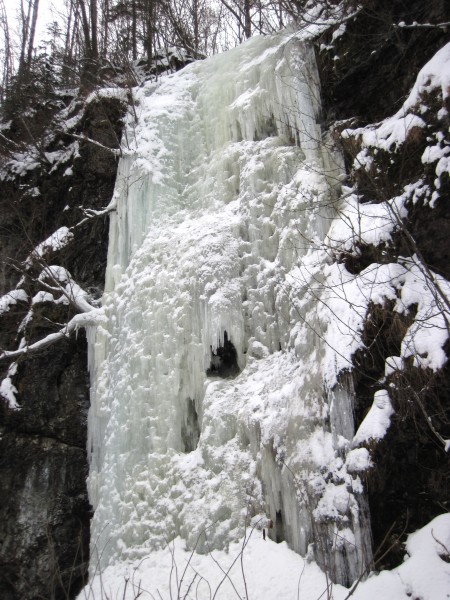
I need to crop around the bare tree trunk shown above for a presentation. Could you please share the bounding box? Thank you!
[277,0,284,28]
[132,0,137,60]
[62,1,79,83]
[0,0,12,100]
[217,0,247,42]
[101,0,110,57]
[26,0,40,68]
[77,0,99,90]
[90,0,98,59]
[18,0,32,79]
[244,0,251,38]
[76,0,98,61]
[144,0,156,66]
[64,1,73,59]
[77,0,92,56]
[193,0,199,53]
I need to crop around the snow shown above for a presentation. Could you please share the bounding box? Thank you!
[0,289,28,315]
[345,448,372,473]
[80,536,335,600]
[31,290,69,305]
[2,151,40,178]
[324,189,408,253]
[407,41,450,103]
[353,390,394,446]
[398,514,450,600]
[422,143,450,164]
[396,259,450,371]
[45,143,80,174]
[0,361,20,409]
[85,87,128,105]
[38,265,94,313]
[25,226,73,265]
[78,514,450,600]
[344,113,426,154]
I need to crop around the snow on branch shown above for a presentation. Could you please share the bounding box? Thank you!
[71,133,122,157]
[0,361,20,409]
[37,265,97,313]
[0,262,105,402]
[0,289,28,315]
[395,21,450,30]
[22,198,117,270]
[0,263,104,408]
[0,309,103,363]
[79,196,117,220]
[25,227,74,267]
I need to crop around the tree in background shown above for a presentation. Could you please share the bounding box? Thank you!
[0,0,296,103]
[0,0,12,103]
[18,0,40,82]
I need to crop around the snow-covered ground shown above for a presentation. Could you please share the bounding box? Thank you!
[80,514,450,600]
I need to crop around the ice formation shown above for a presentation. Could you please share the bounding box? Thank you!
[87,31,373,585]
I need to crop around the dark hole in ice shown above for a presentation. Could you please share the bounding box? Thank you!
[275,509,284,543]
[181,398,200,453]
[206,331,240,378]
[235,120,243,142]
[254,114,278,141]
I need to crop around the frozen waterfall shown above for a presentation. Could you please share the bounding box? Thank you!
[87,31,373,586]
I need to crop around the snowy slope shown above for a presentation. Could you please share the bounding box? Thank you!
[80,514,450,600]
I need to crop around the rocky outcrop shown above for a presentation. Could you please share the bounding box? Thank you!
[318,0,450,124]
[317,0,450,569]
[0,337,90,599]
[0,93,126,599]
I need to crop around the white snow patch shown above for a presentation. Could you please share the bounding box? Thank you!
[0,361,20,409]
[26,227,73,265]
[353,390,394,446]
[345,448,372,473]
[325,191,407,253]
[0,289,28,314]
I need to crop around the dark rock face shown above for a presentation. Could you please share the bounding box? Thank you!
[352,304,449,568]
[405,178,450,281]
[320,0,450,570]
[0,338,91,599]
[367,369,450,568]
[0,94,126,599]
[318,0,450,124]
